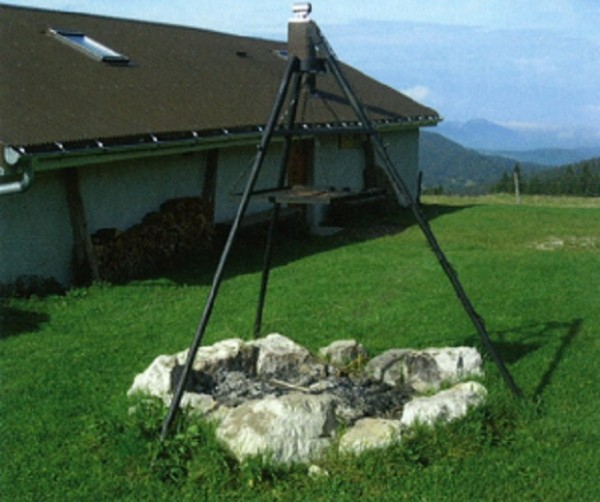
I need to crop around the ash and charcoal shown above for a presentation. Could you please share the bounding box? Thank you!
[171,363,411,424]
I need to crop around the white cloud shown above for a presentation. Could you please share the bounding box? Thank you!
[401,85,431,102]
[497,121,562,132]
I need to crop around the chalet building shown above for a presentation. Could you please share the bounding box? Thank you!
[0,4,440,287]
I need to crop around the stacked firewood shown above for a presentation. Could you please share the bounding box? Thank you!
[92,197,213,283]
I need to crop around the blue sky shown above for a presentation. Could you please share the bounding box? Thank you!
[7,1,600,144]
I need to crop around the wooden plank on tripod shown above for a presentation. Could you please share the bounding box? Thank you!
[252,185,384,205]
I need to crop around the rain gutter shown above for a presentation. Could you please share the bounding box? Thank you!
[0,116,439,191]
[10,129,268,174]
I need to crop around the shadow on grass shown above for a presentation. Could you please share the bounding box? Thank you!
[464,318,582,397]
[159,201,474,288]
[0,303,50,339]
[532,318,582,398]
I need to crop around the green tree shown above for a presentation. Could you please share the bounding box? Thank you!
[493,171,512,193]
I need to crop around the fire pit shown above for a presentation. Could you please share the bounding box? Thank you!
[129,334,486,464]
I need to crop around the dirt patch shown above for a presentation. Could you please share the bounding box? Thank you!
[532,236,600,251]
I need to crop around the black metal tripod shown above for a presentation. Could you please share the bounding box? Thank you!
[160,17,521,441]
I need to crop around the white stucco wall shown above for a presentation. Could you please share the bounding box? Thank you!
[313,136,364,191]
[0,152,208,286]
[0,128,420,287]
[306,135,364,226]
[379,129,420,204]
[0,170,74,285]
[213,143,283,223]
[80,153,206,232]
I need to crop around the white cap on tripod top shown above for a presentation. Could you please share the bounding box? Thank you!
[292,3,312,21]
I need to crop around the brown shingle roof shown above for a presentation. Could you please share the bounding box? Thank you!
[0,5,439,152]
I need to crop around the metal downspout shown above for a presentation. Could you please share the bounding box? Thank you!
[0,164,34,196]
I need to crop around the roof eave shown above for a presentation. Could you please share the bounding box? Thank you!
[5,129,266,173]
[4,116,440,173]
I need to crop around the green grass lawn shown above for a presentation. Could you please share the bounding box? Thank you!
[2,194,599,500]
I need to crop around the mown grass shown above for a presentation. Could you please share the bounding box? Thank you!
[1,195,599,500]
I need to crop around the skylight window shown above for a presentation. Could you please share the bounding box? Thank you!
[49,28,130,64]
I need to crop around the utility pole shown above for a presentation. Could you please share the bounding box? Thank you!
[513,163,521,204]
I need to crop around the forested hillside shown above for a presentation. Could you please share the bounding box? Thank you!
[493,158,600,196]
[418,132,545,194]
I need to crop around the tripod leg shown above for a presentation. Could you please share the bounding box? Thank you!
[254,202,281,339]
[160,57,301,440]
[254,72,304,339]
[322,50,522,398]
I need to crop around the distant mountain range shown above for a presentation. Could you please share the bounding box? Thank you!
[419,121,600,194]
[481,147,600,167]
[419,132,566,194]
[436,118,600,154]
